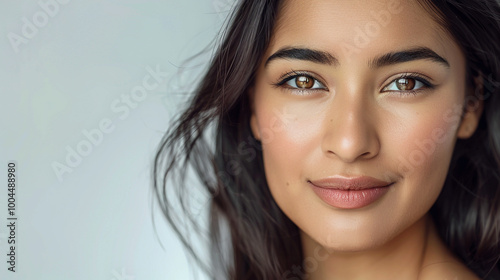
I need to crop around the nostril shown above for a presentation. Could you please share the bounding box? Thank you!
[360,152,371,157]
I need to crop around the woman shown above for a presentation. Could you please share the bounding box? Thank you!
[154,0,500,279]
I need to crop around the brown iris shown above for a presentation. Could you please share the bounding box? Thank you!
[295,75,314,88]
[395,78,416,90]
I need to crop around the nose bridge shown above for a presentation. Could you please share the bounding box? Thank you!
[323,88,379,162]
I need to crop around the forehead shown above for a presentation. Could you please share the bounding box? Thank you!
[268,0,461,66]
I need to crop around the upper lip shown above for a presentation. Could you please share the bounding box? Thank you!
[308,176,392,190]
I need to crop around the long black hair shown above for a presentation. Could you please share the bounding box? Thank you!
[154,0,500,279]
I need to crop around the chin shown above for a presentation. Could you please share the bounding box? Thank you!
[324,233,390,253]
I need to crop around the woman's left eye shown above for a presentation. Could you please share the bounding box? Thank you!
[382,77,429,92]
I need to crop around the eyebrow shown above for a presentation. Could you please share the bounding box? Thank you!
[369,47,449,68]
[265,47,339,66]
[265,46,450,68]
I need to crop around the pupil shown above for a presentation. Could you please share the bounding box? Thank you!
[396,78,415,90]
[296,76,313,88]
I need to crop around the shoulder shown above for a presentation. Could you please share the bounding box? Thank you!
[418,261,480,280]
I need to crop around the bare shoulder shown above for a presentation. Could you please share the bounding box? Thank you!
[418,261,480,280]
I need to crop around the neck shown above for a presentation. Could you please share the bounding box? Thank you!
[300,215,452,280]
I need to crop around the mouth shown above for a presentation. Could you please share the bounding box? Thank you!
[308,176,394,209]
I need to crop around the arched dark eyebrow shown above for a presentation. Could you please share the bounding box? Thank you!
[369,47,449,68]
[265,46,449,68]
[265,47,339,66]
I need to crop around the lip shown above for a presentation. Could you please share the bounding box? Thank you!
[308,176,393,209]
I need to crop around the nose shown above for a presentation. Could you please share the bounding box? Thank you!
[322,92,380,163]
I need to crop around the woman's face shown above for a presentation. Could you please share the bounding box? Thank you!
[250,0,481,251]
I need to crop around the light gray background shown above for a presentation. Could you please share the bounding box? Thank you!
[0,0,234,279]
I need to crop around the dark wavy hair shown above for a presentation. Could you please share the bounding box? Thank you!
[153,0,500,279]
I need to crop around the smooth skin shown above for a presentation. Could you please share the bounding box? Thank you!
[249,0,483,279]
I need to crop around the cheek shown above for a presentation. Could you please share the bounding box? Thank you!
[253,97,326,199]
[385,98,463,216]
[391,103,462,179]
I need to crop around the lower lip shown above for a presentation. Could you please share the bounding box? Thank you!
[309,183,392,209]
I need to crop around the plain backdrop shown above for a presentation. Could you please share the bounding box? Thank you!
[0,0,234,279]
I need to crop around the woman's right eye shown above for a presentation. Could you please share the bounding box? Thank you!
[276,73,328,92]
[285,75,326,90]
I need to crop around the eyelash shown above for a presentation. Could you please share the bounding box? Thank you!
[382,73,435,97]
[273,71,435,97]
[273,71,328,95]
